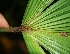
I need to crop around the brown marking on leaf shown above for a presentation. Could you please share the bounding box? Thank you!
[60,32,67,37]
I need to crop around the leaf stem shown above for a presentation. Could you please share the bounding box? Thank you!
[0,25,31,32]
[0,27,22,32]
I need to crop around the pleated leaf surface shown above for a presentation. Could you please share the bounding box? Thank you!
[22,0,70,54]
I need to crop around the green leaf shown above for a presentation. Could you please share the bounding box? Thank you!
[22,31,45,54]
[22,0,70,54]
[27,31,70,54]
[22,0,54,25]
